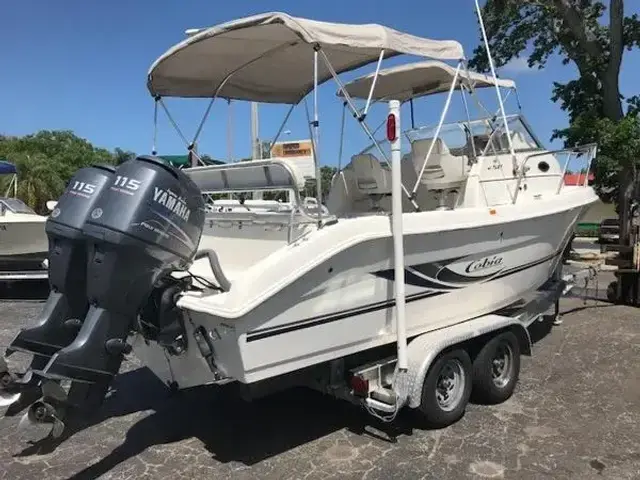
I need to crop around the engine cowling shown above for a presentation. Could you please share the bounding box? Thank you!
[41,156,205,389]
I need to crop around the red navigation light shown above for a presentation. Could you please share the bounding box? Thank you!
[386,113,397,142]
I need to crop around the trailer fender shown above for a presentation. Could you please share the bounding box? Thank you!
[403,315,532,409]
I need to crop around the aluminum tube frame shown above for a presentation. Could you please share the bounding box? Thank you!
[389,99,407,371]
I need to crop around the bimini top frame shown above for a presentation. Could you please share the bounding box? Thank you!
[147,11,465,215]
[339,60,515,103]
[336,58,522,201]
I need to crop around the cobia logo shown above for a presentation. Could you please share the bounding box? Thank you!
[465,255,504,274]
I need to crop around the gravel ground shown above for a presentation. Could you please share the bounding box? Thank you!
[0,270,638,480]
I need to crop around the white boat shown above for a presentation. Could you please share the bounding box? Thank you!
[0,161,49,274]
[135,12,597,385]
[2,10,599,438]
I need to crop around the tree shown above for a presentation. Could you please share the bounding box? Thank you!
[303,166,337,199]
[469,0,640,207]
[8,152,66,213]
[114,147,136,165]
[0,130,133,213]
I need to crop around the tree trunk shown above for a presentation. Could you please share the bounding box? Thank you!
[603,0,631,249]
[601,76,624,122]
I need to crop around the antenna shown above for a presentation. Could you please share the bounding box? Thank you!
[473,0,518,175]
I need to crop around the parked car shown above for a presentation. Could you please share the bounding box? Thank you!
[598,217,619,252]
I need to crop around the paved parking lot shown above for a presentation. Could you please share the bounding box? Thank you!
[0,272,638,480]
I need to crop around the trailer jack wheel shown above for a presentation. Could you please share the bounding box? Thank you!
[471,331,521,404]
[417,349,472,428]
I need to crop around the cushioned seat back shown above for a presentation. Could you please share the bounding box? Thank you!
[410,138,468,192]
[350,154,391,195]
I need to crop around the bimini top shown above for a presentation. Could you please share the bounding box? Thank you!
[0,160,17,175]
[339,60,516,102]
[147,12,464,104]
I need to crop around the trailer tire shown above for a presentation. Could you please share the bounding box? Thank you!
[417,349,472,428]
[471,331,520,404]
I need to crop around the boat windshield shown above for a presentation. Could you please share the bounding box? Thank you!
[0,198,37,215]
[356,114,544,162]
[405,115,543,157]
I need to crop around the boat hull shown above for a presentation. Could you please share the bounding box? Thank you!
[0,219,48,271]
[134,201,588,388]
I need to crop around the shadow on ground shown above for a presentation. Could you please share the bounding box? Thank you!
[11,366,415,480]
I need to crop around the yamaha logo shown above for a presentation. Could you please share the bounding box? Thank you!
[465,255,504,274]
[153,187,190,222]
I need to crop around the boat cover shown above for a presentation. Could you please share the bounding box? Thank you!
[0,160,17,175]
[339,60,516,102]
[147,12,464,103]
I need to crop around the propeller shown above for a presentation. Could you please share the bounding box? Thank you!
[0,357,22,407]
[17,380,68,442]
[0,357,41,408]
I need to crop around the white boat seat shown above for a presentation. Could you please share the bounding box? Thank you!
[424,173,467,192]
[410,137,468,209]
[411,138,451,185]
[349,153,391,211]
[350,154,391,195]
[422,165,446,181]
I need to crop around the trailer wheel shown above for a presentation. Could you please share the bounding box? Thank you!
[418,349,472,428]
[471,331,520,404]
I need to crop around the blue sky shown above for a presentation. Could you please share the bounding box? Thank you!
[1,0,639,165]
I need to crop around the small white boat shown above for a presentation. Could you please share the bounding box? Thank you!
[0,161,49,275]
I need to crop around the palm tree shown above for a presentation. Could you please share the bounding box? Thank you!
[13,153,65,214]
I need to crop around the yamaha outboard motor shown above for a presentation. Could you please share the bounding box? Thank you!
[1,165,115,408]
[27,156,205,429]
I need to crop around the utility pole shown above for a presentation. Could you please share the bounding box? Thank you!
[251,101,263,200]
[251,102,260,160]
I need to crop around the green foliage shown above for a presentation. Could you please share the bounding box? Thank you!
[469,0,640,206]
[563,114,640,203]
[0,130,132,214]
[303,166,337,199]
[114,147,136,165]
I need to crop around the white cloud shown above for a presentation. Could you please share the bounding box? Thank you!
[499,57,539,75]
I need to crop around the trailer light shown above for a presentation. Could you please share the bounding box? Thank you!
[386,114,397,142]
[350,375,369,397]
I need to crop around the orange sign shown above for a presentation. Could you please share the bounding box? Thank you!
[271,140,313,159]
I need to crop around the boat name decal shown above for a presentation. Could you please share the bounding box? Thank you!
[153,187,190,222]
[465,255,504,274]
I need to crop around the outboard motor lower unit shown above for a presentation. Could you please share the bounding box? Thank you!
[1,165,115,410]
[40,156,205,403]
